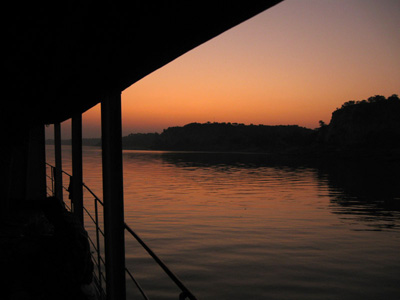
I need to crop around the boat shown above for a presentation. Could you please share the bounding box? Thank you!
[1,2,282,299]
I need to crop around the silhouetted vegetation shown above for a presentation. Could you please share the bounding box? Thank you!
[122,123,315,153]
[338,94,399,109]
[121,94,398,155]
[46,94,399,158]
[122,133,159,150]
[319,94,400,151]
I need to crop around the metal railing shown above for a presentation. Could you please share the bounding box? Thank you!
[124,224,197,300]
[45,163,197,300]
[81,182,107,298]
[46,163,106,298]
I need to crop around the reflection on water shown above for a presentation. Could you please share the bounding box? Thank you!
[318,160,400,231]
[46,146,400,300]
[160,151,400,231]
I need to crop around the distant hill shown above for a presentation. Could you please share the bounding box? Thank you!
[122,133,159,150]
[123,122,315,153]
[45,94,400,158]
[318,94,400,149]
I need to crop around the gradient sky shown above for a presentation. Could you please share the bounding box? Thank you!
[48,0,400,138]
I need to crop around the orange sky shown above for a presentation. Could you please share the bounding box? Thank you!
[50,0,400,138]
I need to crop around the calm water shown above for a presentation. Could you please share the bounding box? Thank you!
[46,145,400,300]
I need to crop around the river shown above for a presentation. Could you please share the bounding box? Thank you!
[45,145,400,300]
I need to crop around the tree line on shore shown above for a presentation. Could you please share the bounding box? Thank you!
[46,94,400,154]
[122,123,314,152]
[317,94,400,149]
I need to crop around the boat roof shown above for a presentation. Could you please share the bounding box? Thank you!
[3,1,281,135]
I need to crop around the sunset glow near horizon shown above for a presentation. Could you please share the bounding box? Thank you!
[49,0,400,139]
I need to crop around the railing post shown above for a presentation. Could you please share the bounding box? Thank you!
[101,91,126,300]
[72,114,84,225]
[51,166,55,195]
[54,122,63,201]
[94,197,103,291]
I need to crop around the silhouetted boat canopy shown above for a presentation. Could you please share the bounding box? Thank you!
[3,2,284,298]
[4,1,282,136]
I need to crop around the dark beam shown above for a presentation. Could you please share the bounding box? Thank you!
[72,114,84,224]
[101,92,126,300]
[25,125,47,201]
[54,122,63,202]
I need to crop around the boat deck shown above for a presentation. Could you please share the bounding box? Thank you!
[0,205,94,300]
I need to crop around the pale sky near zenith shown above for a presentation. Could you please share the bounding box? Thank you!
[47,0,400,139]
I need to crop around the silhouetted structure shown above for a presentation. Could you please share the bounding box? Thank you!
[1,2,282,300]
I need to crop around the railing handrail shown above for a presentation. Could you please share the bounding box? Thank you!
[124,223,197,300]
[83,183,104,206]
[46,162,197,300]
[46,163,104,206]
[46,162,106,297]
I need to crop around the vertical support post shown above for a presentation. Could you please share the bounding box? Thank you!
[101,91,126,300]
[72,114,84,225]
[94,198,103,290]
[26,125,47,201]
[54,122,63,201]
